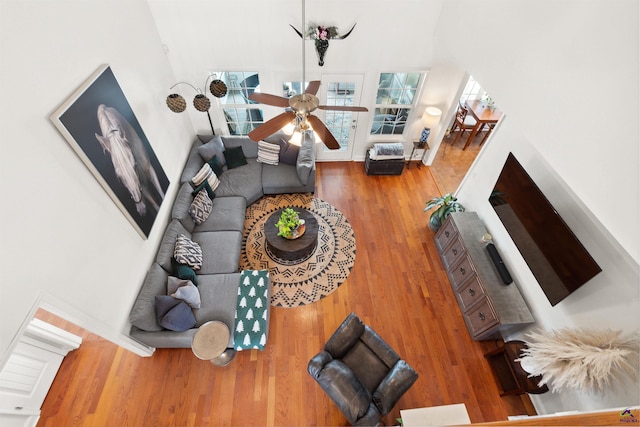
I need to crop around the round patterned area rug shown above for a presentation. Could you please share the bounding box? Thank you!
[240,194,356,307]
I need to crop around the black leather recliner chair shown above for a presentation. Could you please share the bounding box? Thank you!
[307,313,419,426]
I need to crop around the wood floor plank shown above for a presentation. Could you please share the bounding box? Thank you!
[36,161,538,426]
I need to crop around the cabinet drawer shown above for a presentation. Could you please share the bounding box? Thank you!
[435,218,458,250]
[448,255,476,289]
[441,236,465,269]
[456,276,486,311]
[463,299,499,338]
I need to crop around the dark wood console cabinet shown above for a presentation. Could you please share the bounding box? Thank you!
[435,212,534,340]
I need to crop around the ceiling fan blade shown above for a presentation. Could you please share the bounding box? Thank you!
[317,105,369,112]
[247,111,297,142]
[307,114,340,150]
[248,92,290,108]
[305,81,321,95]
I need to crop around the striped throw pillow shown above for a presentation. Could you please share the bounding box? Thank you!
[257,140,280,165]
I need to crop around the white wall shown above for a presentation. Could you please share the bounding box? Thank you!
[147,0,443,159]
[0,0,193,364]
[434,0,639,414]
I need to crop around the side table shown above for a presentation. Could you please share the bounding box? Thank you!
[192,321,236,366]
[407,140,429,169]
[484,340,548,396]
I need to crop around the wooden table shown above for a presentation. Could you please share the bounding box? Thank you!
[264,208,318,263]
[464,100,503,149]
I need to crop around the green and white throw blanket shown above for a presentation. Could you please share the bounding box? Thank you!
[234,270,269,350]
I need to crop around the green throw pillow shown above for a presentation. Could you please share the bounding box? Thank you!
[207,155,224,176]
[223,146,248,169]
[192,180,215,200]
[174,261,198,285]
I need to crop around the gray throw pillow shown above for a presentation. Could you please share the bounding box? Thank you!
[279,140,300,165]
[155,295,196,331]
[172,282,201,309]
[197,135,226,166]
[296,132,315,185]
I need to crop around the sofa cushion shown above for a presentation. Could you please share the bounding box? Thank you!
[189,189,213,225]
[195,273,241,327]
[129,263,168,332]
[224,146,248,169]
[198,135,226,166]
[155,295,196,332]
[262,163,307,194]
[296,132,315,185]
[197,196,246,233]
[174,234,203,270]
[156,219,191,272]
[191,230,242,274]
[214,158,263,205]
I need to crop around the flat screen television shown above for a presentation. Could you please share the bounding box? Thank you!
[489,153,602,306]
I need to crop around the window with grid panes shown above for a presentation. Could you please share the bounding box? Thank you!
[214,71,263,135]
[370,72,421,135]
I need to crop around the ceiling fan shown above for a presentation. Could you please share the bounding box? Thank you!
[247,1,368,150]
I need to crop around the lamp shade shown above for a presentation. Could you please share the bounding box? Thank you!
[422,106,442,129]
[209,79,228,98]
[166,94,187,113]
[193,94,211,112]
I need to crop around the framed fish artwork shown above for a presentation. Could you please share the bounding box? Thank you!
[51,64,169,238]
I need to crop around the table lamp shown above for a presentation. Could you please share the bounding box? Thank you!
[418,106,442,148]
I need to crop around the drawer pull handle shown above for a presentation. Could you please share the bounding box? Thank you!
[468,288,476,296]
[452,248,458,256]
[445,231,450,238]
[478,312,486,321]
[459,266,466,275]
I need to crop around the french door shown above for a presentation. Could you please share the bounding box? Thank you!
[315,74,364,161]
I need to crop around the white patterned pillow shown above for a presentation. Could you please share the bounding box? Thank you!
[189,189,213,225]
[174,234,203,270]
[192,163,220,191]
[257,140,280,165]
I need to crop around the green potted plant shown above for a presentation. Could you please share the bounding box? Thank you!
[275,208,305,238]
[424,193,465,232]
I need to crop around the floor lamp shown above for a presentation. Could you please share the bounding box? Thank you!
[166,77,228,136]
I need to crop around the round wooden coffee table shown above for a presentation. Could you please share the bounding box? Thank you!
[264,208,319,263]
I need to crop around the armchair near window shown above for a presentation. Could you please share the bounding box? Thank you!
[308,313,418,426]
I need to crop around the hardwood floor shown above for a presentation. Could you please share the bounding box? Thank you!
[37,161,535,427]
[429,130,485,195]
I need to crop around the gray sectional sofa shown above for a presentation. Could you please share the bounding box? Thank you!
[128,132,316,349]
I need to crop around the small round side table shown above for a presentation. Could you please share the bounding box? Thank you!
[191,321,236,366]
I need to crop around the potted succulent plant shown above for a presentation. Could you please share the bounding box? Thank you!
[275,208,305,239]
[424,193,465,232]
